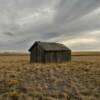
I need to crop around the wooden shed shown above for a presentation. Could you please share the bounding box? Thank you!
[29,41,71,63]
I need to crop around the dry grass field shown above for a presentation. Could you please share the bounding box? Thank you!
[0,53,100,100]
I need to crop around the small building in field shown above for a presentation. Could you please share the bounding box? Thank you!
[29,41,71,63]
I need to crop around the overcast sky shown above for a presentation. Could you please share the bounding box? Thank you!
[0,0,100,52]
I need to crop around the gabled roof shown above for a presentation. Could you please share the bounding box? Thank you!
[29,41,71,52]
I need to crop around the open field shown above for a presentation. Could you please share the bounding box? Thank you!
[0,54,100,100]
[72,52,100,56]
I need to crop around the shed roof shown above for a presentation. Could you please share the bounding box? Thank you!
[29,41,71,51]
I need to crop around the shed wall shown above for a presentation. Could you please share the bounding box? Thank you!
[30,44,71,63]
[30,44,44,63]
[44,51,71,63]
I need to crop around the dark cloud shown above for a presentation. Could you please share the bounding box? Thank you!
[3,32,15,37]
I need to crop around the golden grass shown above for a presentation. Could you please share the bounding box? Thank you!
[0,55,99,100]
[72,51,100,56]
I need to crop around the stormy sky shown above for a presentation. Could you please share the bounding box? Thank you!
[0,0,100,51]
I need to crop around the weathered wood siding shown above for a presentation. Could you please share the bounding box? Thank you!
[30,43,71,63]
[67,50,71,61]
[44,51,71,63]
[30,44,44,63]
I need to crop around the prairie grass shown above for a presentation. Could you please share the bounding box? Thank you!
[0,54,99,100]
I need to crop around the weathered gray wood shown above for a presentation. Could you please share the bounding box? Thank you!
[29,41,71,63]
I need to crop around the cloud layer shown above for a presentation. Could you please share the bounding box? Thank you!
[0,0,100,51]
